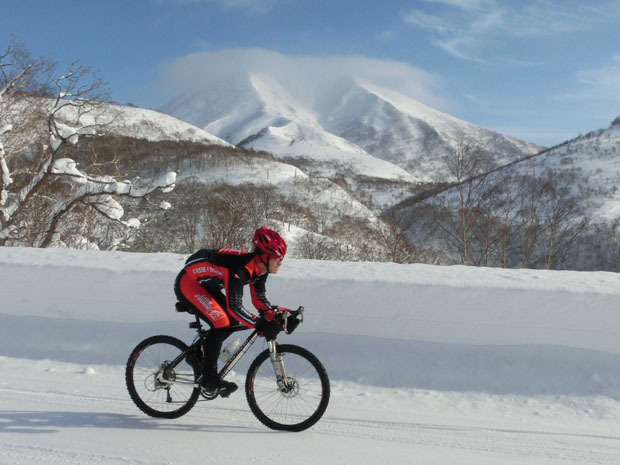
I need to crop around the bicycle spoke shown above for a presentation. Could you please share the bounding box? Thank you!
[126,335,200,419]
[246,344,330,431]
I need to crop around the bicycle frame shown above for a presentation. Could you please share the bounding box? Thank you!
[218,328,259,379]
[161,321,264,387]
[162,308,302,391]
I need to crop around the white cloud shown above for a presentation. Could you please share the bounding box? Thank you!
[404,0,620,62]
[155,48,451,110]
[558,55,620,105]
[403,9,451,33]
[550,54,620,124]
[579,55,620,90]
[421,0,493,10]
[376,30,397,42]
[218,0,283,12]
[160,0,284,14]
[435,36,486,63]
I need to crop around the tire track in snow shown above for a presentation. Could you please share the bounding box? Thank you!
[313,416,620,464]
[2,384,619,464]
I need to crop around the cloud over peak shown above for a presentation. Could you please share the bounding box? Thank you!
[155,48,451,111]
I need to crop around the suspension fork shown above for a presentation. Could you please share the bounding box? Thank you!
[268,340,291,391]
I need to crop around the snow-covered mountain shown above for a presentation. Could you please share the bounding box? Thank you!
[52,98,620,267]
[390,116,620,270]
[61,101,392,255]
[321,79,542,182]
[523,121,620,222]
[61,99,382,227]
[161,74,420,187]
[97,104,233,146]
[161,73,542,185]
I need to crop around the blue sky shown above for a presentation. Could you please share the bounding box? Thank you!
[2,0,619,146]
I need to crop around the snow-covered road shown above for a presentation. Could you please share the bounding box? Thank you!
[1,247,619,464]
[2,357,619,465]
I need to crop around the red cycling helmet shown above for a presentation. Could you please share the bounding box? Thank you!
[253,226,287,259]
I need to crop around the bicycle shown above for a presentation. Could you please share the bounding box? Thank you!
[125,302,330,432]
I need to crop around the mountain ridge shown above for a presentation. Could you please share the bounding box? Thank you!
[161,72,542,186]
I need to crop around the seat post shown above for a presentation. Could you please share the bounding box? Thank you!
[189,313,202,329]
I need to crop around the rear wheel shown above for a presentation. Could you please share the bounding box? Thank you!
[245,344,330,431]
[126,335,200,419]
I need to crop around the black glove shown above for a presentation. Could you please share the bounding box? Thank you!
[284,315,301,334]
[255,312,282,341]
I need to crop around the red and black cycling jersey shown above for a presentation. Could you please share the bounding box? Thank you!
[175,248,272,327]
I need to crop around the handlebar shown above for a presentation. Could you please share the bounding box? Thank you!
[275,306,304,334]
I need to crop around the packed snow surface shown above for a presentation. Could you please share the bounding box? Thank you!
[1,247,619,464]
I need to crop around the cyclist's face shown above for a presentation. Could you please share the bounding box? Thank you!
[268,257,283,274]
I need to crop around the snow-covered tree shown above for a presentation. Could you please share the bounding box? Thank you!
[0,39,176,249]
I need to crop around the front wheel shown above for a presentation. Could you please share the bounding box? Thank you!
[245,344,330,431]
[125,335,200,419]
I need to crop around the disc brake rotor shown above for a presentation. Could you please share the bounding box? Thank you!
[280,378,300,398]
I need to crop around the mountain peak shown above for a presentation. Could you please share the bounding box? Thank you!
[321,79,542,180]
[161,73,541,185]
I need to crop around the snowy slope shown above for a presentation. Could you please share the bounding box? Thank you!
[163,73,420,184]
[1,247,620,464]
[43,95,232,146]
[54,97,386,234]
[175,155,381,226]
[161,73,541,185]
[104,104,233,146]
[322,79,542,182]
[523,122,620,222]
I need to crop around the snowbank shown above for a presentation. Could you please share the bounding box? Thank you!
[1,246,619,398]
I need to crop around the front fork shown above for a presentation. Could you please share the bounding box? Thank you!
[268,340,291,391]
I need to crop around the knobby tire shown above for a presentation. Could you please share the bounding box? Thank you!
[125,335,200,419]
[245,344,330,431]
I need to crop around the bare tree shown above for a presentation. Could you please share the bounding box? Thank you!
[532,170,589,269]
[436,141,495,264]
[171,178,205,252]
[489,176,523,267]
[0,40,176,248]
[378,211,416,263]
[294,231,340,260]
[516,165,542,268]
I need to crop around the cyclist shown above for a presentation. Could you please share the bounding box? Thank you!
[174,226,287,397]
